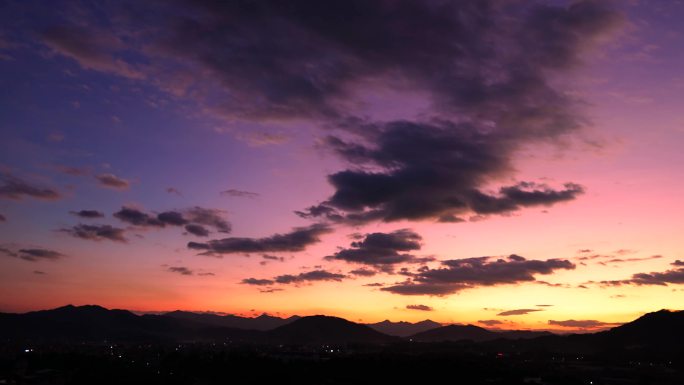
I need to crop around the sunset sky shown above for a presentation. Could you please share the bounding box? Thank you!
[1,0,683,332]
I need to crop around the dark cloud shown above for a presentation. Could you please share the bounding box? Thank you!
[548,319,618,329]
[349,268,377,277]
[382,254,575,296]
[197,272,215,276]
[0,247,65,262]
[406,304,433,311]
[241,278,275,286]
[221,189,259,199]
[673,260,684,267]
[0,173,61,201]
[33,270,46,275]
[41,25,143,78]
[595,264,684,287]
[167,266,193,276]
[274,270,346,284]
[69,210,105,218]
[184,207,231,233]
[95,173,130,189]
[577,249,593,253]
[114,206,165,227]
[166,187,182,195]
[0,214,5,222]
[156,211,187,226]
[55,165,91,176]
[536,304,554,307]
[325,229,432,266]
[38,1,619,226]
[598,254,662,266]
[302,129,586,223]
[497,309,543,316]
[262,254,284,262]
[188,224,331,255]
[478,320,503,326]
[113,206,230,234]
[59,224,127,242]
[185,224,210,237]
[363,283,385,287]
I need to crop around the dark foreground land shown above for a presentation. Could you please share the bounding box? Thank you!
[1,342,683,385]
[2,306,684,384]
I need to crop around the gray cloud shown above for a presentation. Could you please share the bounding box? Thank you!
[188,224,331,255]
[221,189,259,199]
[69,210,105,219]
[548,319,619,329]
[274,270,346,284]
[0,247,65,262]
[37,0,620,227]
[382,254,575,296]
[0,214,5,222]
[167,266,193,276]
[349,268,377,277]
[114,206,164,227]
[241,278,275,286]
[595,265,684,287]
[0,173,61,201]
[497,309,543,316]
[185,224,210,237]
[406,304,433,311]
[95,173,130,189]
[325,229,432,266]
[59,224,127,242]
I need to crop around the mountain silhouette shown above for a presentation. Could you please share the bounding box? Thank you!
[367,319,442,337]
[410,324,497,342]
[267,315,398,345]
[0,305,258,342]
[164,310,300,330]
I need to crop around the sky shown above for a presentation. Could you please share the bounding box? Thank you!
[1,0,683,332]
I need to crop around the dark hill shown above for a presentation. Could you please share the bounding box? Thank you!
[367,319,442,337]
[0,305,259,343]
[164,310,299,330]
[268,315,398,345]
[410,324,496,342]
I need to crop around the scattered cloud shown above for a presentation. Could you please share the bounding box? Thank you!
[221,189,259,199]
[167,266,193,276]
[241,278,275,286]
[242,269,346,287]
[349,268,377,277]
[95,173,130,189]
[1,247,65,262]
[55,165,90,176]
[114,206,164,227]
[382,255,575,296]
[595,264,684,287]
[69,210,105,218]
[166,187,182,196]
[58,224,127,242]
[185,224,210,237]
[497,309,543,316]
[188,224,331,256]
[325,229,432,267]
[406,304,433,311]
[0,173,61,201]
[274,270,346,284]
[36,0,620,227]
[548,319,620,329]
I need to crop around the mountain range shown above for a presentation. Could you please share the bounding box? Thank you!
[1,305,682,352]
